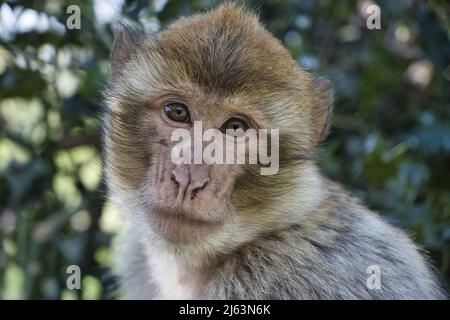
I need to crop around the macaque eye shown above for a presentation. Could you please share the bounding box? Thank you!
[163,103,190,123]
[221,118,249,136]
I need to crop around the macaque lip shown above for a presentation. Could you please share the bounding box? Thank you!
[151,207,220,225]
[147,206,223,242]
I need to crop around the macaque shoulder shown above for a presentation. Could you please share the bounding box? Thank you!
[202,188,446,299]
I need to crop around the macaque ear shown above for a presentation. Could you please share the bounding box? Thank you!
[111,24,142,78]
[311,76,333,143]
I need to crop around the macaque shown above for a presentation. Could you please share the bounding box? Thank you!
[103,3,446,299]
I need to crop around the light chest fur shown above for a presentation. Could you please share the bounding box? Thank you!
[145,248,202,299]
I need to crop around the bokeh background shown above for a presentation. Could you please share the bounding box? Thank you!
[0,0,449,299]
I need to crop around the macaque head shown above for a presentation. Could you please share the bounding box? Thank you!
[104,4,332,252]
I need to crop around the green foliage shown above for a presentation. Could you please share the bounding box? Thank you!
[0,0,449,299]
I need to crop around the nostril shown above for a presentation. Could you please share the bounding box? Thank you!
[172,166,210,201]
[171,173,180,188]
[190,181,208,200]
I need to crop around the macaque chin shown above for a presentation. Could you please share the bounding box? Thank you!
[103,3,446,299]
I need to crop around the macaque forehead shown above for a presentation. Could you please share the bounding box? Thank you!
[151,3,303,96]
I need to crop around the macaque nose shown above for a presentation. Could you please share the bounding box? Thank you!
[171,165,210,202]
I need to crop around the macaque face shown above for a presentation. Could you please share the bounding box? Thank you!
[104,5,330,245]
[139,88,253,243]
[106,83,280,244]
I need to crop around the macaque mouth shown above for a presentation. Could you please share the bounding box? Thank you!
[147,206,223,242]
[148,206,223,228]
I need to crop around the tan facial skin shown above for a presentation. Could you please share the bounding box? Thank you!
[143,91,239,243]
